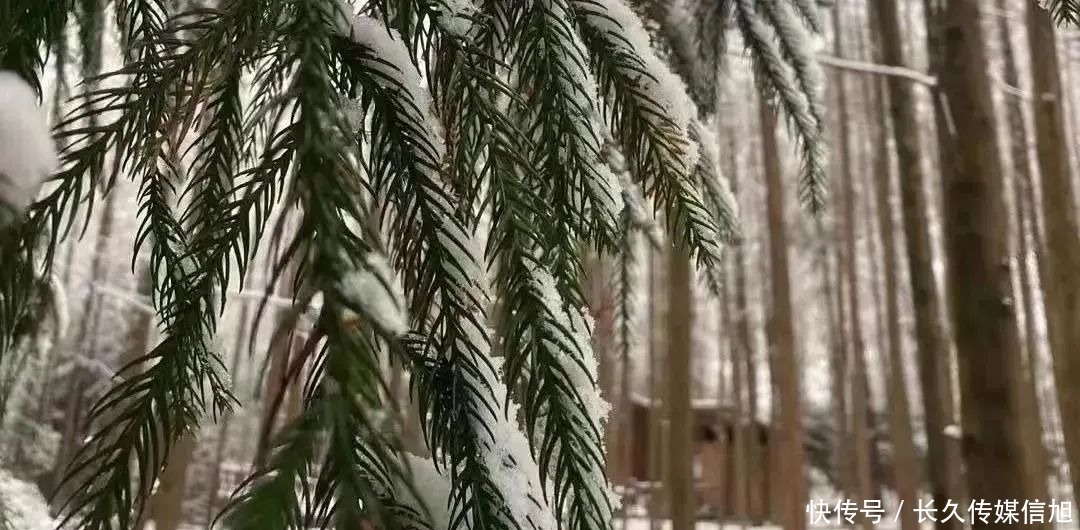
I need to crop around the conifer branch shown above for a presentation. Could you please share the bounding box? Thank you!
[53,5,280,528]
[1044,0,1080,25]
[0,0,67,95]
[734,0,828,211]
[222,2,418,525]
[786,0,822,33]
[334,13,548,530]
[574,0,727,294]
[486,158,614,530]
[511,0,625,255]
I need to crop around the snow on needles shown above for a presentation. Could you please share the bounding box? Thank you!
[528,264,617,521]
[436,0,478,37]
[0,71,57,221]
[530,265,611,432]
[476,359,558,530]
[338,252,409,336]
[575,0,700,173]
[336,11,446,169]
[692,120,740,233]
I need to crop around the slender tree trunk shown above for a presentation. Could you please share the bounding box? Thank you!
[831,6,874,517]
[145,435,195,530]
[666,247,694,530]
[725,263,747,522]
[994,7,1054,523]
[647,244,666,528]
[825,228,851,508]
[722,133,748,522]
[869,75,920,530]
[874,1,963,526]
[49,193,117,495]
[726,144,762,523]
[759,101,806,530]
[1026,2,1080,503]
[203,283,255,527]
[936,2,1028,526]
[122,267,158,530]
[586,256,620,483]
[919,0,969,511]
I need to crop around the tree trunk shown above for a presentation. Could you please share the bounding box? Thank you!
[869,73,921,530]
[647,244,666,528]
[666,247,694,530]
[1026,2,1080,504]
[723,133,748,523]
[826,229,851,508]
[831,6,874,517]
[994,7,1054,525]
[123,267,158,530]
[203,284,254,527]
[920,0,970,512]
[936,1,1028,526]
[759,101,806,530]
[253,261,301,468]
[49,192,117,496]
[586,256,620,484]
[873,1,964,527]
[726,144,763,523]
[145,435,195,530]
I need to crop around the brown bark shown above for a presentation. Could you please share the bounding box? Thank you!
[994,7,1053,525]
[873,1,964,526]
[920,0,970,512]
[726,142,763,523]
[723,135,748,522]
[759,101,806,530]
[1026,2,1080,504]
[936,1,1028,526]
[666,247,694,530]
[253,261,302,468]
[647,244,666,527]
[145,435,195,530]
[586,256,620,483]
[869,74,920,530]
[826,233,851,505]
[831,6,874,516]
[123,268,157,530]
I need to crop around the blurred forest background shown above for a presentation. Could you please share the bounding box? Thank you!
[2,0,1080,529]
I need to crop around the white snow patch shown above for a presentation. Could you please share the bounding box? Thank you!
[338,252,409,336]
[591,161,626,229]
[575,0,700,172]
[943,424,961,439]
[0,469,53,530]
[336,14,446,167]
[399,454,453,530]
[476,359,557,530]
[341,96,364,133]
[0,71,57,220]
[692,120,739,222]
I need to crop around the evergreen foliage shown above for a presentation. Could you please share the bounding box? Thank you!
[1045,0,1080,25]
[0,0,869,529]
